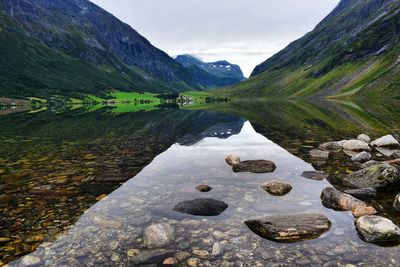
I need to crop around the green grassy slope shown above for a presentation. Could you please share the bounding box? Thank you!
[222,0,400,99]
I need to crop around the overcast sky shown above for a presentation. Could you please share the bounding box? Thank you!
[91,0,339,77]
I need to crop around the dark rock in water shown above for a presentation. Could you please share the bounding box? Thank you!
[195,185,212,192]
[343,163,400,190]
[351,151,372,163]
[321,187,377,217]
[394,194,400,211]
[309,149,330,159]
[261,180,292,196]
[344,188,377,200]
[173,198,228,216]
[245,214,331,243]
[301,171,328,181]
[232,160,276,173]
[356,215,400,244]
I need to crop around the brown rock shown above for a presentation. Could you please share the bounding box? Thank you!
[232,160,276,173]
[195,185,212,192]
[261,180,292,196]
[245,214,331,243]
[320,187,377,217]
[301,171,328,181]
[163,257,178,265]
[225,154,240,166]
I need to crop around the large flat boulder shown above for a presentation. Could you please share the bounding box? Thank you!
[343,140,371,151]
[245,214,331,243]
[371,135,400,148]
[173,198,228,216]
[232,160,276,173]
[343,163,400,190]
[356,215,400,244]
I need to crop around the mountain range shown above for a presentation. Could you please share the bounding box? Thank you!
[224,0,400,99]
[0,0,243,98]
[175,55,245,88]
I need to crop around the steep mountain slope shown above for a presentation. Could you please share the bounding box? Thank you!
[176,55,245,81]
[0,0,202,97]
[226,0,400,99]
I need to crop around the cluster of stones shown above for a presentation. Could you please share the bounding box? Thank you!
[315,133,400,244]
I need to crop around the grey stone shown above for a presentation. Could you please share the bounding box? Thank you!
[343,140,371,151]
[309,149,330,159]
[358,134,372,144]
[356,215,400,244]
[143,223,175,248]
[371,135,400,148]
[301,171,328,181]
[351,151,372,163]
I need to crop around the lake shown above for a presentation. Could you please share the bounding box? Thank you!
[1,99,400,266]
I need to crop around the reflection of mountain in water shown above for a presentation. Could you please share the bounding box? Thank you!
[178,120,245,146]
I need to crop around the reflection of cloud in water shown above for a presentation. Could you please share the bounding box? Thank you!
[11,122,399,266]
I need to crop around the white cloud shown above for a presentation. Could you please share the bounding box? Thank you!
[91,0,340,77]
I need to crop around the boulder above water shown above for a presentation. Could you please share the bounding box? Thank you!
[371,135,400,148]
[261,180,292,196]
[355,215,400,244]
[301,171,329,181]
[342,140,371,152]
[344,188,377,200]
[319,141,345,151]
[343,163,400,190]
[351,151,372,163]
[394,194,400,211]
[245,214,331,243]
[357,134,372,144]
[232,160,276,173]
[143,223,175,248]
[225,154,241,166]
[309,149,330,159]
[173,198,228,216]
[320,187,377,217]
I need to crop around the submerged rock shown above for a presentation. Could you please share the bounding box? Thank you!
[343,163,400,190]
[320,187,376,217]
[343,140,371,151]
[143,223,175,248]
[195,185,212,192]
[394,194,400,211]
[319,141,344,151]
[351,151,372,163]
[232,160,276,173]
[261,180,292,196]
[309,149,330,159]
[301,171,328,181]
[356,215,400,244]
[225,154,241,166]
[21,255,41,266]
[173,198,228,216]
[245,213,331,243]
[357,134,372,144]
[371,135,400,148]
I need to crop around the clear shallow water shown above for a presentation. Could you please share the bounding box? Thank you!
[1,100,400,266]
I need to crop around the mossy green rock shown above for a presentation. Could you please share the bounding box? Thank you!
[343,163,400,190]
